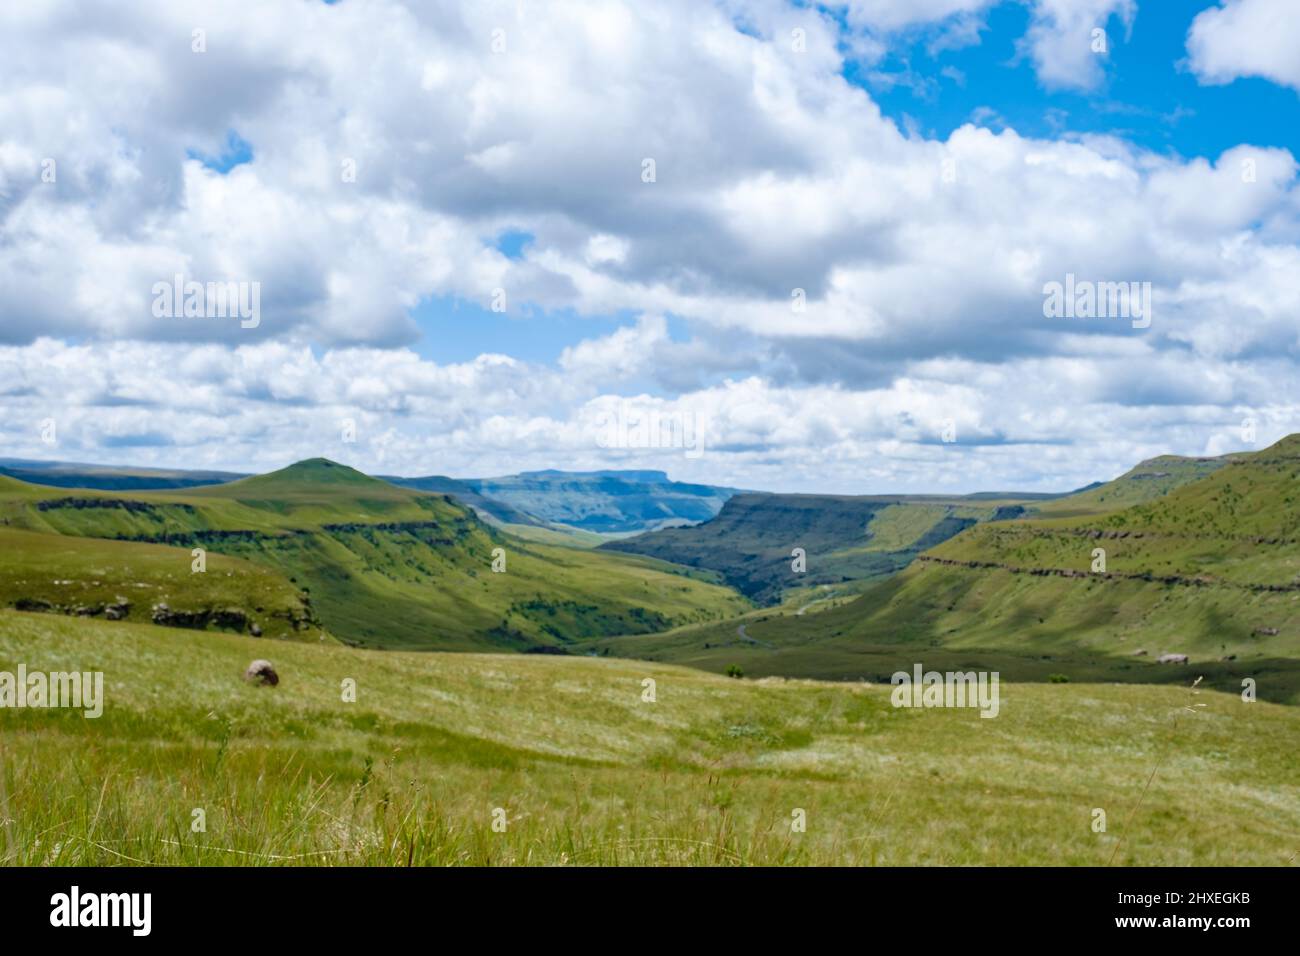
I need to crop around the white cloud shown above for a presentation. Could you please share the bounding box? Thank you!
[0,0,1298,491]
[1187,0,1300,93]
[838,0,996,32]
[2,335,1295,494]
[1021,0,1135,91]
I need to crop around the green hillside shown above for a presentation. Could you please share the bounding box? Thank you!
[0,462,748,651]
[1032,453,1233,518]
[2,610,1295,865]
[0,527,318,641]
[589,436,1300,703]
[603,492,1037,604]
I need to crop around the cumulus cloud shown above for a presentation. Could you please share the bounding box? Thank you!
[1,335,1294,494]
[0,0,1298,491]
[1187,0,1300,93]
[1020,0,1135,91]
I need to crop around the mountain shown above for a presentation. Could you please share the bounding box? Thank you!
[5,456,552,529]
[461,469,741,533]
[383,473,545,526]
[0,460,748,650]
[0,456,244,490]
[1,457,745,534]
[601,491,1044,604]
[590,436,1300,703]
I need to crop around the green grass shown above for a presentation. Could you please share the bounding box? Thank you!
[0,527,318,642]
[1033,454,1233,518]
[1,610,1296,865]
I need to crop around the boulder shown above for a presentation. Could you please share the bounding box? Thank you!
[1156,653,1189,664]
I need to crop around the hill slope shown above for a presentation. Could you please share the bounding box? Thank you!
[0,527,318,641]
[2,609,1296,865]
[1031,453,1233,518]
[590,436,1300,702]
[602,492,1040,604]
[0,461,748,650]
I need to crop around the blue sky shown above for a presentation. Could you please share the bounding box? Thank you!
[858,1,1300,159]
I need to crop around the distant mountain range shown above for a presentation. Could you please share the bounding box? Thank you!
[0,458,739,534]
[0,457,244,490]
[0,458,747,651]
[600,450,1242,603]
[451,469,742,533]
[601,491,1041,603]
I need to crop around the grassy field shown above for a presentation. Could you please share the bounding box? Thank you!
[1,610,1296,866]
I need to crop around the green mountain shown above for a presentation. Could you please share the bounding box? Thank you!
[0,460,748,650]
[462,469,739,532]
[601,491,1041,604]
[0,456,549,529]
[587,436,1300,703]
[2,457,740,534]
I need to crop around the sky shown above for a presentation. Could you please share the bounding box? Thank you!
[1,0,1299,493]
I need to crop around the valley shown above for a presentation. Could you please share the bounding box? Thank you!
[0,461,748,651]
[2,438,1299,868]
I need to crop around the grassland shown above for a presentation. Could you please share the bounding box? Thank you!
[1,610,1296,866]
